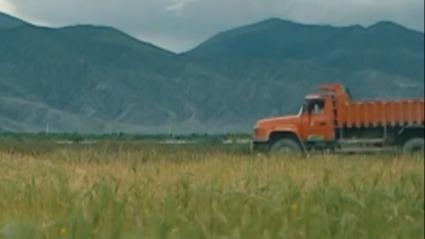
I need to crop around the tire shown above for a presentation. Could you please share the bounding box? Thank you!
[270,139,302,155]
[402,138,425,154]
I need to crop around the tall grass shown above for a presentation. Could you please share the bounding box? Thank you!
[0,145,423,239]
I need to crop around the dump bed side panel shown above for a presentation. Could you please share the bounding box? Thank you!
[337,100,425,128]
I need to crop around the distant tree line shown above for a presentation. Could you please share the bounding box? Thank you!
[0,132,251,143]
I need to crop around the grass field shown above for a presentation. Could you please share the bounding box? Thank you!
[0,141,423,239]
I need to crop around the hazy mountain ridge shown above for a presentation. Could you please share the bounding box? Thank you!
[186,18,424,80]
[0,12,28,30]
[0,12,423,133]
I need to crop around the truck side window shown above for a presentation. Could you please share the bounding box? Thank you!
[307,100,325,115]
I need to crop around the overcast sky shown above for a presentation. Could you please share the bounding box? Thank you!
[0,0,423,52]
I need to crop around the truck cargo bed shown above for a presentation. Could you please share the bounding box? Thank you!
[337,100,425,128]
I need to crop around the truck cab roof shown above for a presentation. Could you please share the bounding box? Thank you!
[305,94,323,100]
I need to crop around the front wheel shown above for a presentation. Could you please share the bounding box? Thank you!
[270,139,303,155]
[402,138,424,154]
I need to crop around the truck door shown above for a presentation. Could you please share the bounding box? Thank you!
[301,98,335,142]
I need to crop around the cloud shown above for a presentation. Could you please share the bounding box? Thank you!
[166,0,200,16]
[0,0,15,14]
[0,0,423,52]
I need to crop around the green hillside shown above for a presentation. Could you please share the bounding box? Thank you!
[0,12,423,133]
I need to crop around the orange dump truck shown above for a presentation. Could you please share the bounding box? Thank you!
[253,83,424,153]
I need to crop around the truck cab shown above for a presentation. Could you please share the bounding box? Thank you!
[253,84,424,154]
[253,90,337,153]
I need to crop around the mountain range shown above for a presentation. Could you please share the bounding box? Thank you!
[0,12,424,134]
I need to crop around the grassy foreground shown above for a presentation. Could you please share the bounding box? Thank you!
[0,145,423,239]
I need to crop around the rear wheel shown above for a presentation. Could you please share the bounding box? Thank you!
[270,139,302,155]
[403,138,424,154]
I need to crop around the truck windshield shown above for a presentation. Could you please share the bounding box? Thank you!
[304,99,325,115]
[298,105,304,115]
